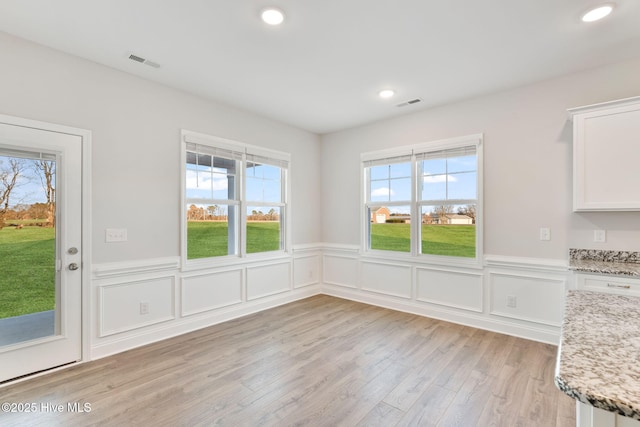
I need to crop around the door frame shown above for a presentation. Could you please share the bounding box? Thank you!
[0,113,92,379]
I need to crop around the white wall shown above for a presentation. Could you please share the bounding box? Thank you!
[0,31,322,264]
[320,57,640,259]
[0,31,323,359]
[318,57,640,344]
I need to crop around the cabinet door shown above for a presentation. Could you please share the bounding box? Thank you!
[572,97,640,211]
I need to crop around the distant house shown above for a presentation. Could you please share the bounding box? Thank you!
[424,213,473,225]
[371,207,390,223]
[448,214,473,225]
[371,207,411,224]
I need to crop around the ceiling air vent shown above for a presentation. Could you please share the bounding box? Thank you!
[128,53,160,69]
[396,98,422,108]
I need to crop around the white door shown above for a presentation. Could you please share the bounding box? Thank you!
[0,116,86,383]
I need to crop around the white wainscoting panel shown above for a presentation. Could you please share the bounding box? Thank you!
[181,269,243,317]
[360,260,412,299]
[99,276,175,337]
[246,261,292,300]
[323,255,358,288]
[293,255,321,288]
[416,267,483,312]
[489,272,565,326]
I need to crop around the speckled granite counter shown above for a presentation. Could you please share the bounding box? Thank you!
[555,290,640,420]
[569,248,640,276]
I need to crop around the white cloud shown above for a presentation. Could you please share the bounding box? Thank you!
[185,170,228,192]
[371,187,394,197]
[423,174,457,183]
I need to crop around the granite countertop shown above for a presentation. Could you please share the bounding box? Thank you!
[569,248,640,276]
[555,290,640,420]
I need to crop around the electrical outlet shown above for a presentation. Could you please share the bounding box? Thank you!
[539,228,551,241]
[594,229,606,243]
[507,295,517,308]
[139,301,149,315]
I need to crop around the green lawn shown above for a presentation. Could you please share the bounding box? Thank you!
[422,224,476,257]
[0,225,55,319]
[247,222,280,254]
[187,221,281,259]
[371,223,411,252]
[187,221,230,259]
[371,223,475,257]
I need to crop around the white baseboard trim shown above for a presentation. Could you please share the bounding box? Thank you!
[322,284,560,345]
[90,285,321,360]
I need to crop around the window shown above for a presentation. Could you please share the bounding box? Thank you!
[418,146,477,258]
[245,154,286,254]
[182,131,289,263]
[363,135,482,262]
[365,156,412,252]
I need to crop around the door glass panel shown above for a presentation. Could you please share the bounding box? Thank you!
[0,152,58,347]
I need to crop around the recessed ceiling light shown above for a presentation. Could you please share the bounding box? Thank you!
[379,89,395,99]
[581,4,615,22]
[261,8,285,25]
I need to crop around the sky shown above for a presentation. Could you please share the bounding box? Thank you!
[369,155,477,215]
[185,159,282,216]
[0,156,50,207]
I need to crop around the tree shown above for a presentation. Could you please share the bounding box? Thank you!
[33,160,55,227]
[457,205,476,224]
[433,205,453,224]
[187,204,201,221]
[28,203,49,220]
[0,158,25,229]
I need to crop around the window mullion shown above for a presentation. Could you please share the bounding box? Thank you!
[239,154,247,258]
[281,168,286,251]
[411,154,419,256]
[445,156,449,201]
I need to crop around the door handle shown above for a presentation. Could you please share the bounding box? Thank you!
[68,263,80,271]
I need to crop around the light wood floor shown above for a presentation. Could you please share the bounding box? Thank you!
[1,295,575,426]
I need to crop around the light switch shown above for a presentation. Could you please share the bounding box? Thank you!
[105,228,128,243]
[594,229,606,243]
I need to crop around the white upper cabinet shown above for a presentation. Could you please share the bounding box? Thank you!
[569,96,640,211]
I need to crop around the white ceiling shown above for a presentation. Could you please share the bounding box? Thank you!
[1,1,640,134]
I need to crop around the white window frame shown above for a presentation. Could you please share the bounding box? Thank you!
[181,130,291,270]
[361,134,483,268]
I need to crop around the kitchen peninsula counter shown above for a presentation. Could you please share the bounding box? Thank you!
[555,290,640,425]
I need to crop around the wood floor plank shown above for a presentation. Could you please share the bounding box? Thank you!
[435,369,495,427]
[381,323,471,411]
[474,364,530,427]
[395,384,457,427]
[472,331,516,378]
[433,328,493,392]
[355,401,405,427]
[0,295,575,427]
[517,377,558,427]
